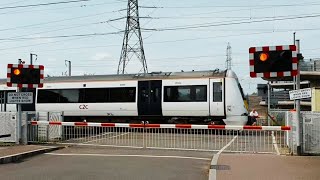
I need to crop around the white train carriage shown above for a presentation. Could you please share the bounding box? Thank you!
[0,69,248,125]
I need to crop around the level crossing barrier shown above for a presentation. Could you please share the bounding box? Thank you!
[28,121,291,155]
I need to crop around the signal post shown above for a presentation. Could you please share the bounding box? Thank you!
[249,44,303,155]
[7,62,44,144]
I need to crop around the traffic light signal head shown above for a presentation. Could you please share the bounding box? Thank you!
[7,64,44,88]
[249,45,298,78]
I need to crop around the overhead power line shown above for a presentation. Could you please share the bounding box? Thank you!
[0,0,30,6]
[143,12,320,31]
[0,10,120,32]
[2,12,319,43]
[0,32,123,41]
[0,0,91,10]
[0,17,126,43]
[157,2,320,8]
[1,27,320,52]
[146,14,320,31]
[0,35,105,51]
[151,13,319,19]
[0,1,125,15]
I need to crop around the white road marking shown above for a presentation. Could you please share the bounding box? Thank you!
[45,153,211,161]
[108,132,130,139]
[65,132,113,143]
[271,131,280,155]
[82,132,114,143]
[209,135,238,180]
[83,132,130,143]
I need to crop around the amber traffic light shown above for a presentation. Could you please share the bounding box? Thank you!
[259,53,269,61]
[13,69,21,76]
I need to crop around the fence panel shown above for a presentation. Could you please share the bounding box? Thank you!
[28,121,291,154]
[302,112,320,155]
[0,112,17,142]
[27,111,63,143]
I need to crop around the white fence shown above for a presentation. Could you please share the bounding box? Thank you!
[302,112,320,154]
[0,112,17,142]
[28,121,291,155]
[3,109,319,155]
[27,112,63,143]
[0,111,63,144]
[285,111,320,155]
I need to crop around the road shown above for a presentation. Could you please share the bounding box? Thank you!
[0,146,213,180]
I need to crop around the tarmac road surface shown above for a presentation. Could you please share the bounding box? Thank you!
[0,146,213,180]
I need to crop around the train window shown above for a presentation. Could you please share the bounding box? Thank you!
[178,87,192,101]
[213,82,222,102]
[164,85,207,102]
[164,87,179,102]
[83,88,108,103]
[195,86,207,101]
[165,88,171,99]
[140,87,148,103]
[38,87,136,103]
[37,89,60,103]
[59,89,80,103]
[109,87,136,102]
[152,88,160,102]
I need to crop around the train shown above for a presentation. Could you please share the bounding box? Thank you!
[0,69,249,125]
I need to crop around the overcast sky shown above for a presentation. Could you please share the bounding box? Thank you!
[1,0,319,94]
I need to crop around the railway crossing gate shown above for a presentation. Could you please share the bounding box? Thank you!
[28,119,291,155]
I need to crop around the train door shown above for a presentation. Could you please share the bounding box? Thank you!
[209,78,225,116]
[138,80,162,116]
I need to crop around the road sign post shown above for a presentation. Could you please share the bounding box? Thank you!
[295,40,303,155]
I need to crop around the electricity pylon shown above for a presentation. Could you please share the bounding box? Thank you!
[117,0,148,74]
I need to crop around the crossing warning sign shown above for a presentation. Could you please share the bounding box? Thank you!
[7,92,33,104]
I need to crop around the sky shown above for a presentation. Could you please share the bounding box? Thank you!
[1,0,320,94]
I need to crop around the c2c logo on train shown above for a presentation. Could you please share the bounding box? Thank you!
[79,104,88,109]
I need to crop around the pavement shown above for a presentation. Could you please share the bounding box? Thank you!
[216,154,320,180]
[0,144,64,164]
